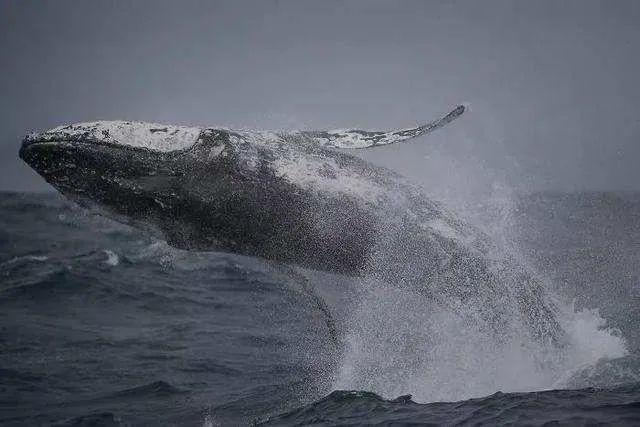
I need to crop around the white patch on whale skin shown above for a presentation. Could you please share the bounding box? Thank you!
[294,104,466,149]
[308,128,425,149]
[271,155,385,201]
[34,121,202,152]
[221,130,385,200]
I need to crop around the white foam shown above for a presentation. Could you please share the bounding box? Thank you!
[329,183,630,403]
[0,255,49,268]
[103,249,120,266]
[201,408,221,427]
[271,156,384,201]
[558,303,628,367]
[330,276,629,404]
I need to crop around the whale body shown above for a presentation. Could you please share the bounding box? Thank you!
[18,105,563,343]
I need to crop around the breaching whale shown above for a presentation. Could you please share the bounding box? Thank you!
[18,105,563,344]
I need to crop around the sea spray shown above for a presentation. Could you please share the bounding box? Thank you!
[330,181,629,402]
[331,279,628,402]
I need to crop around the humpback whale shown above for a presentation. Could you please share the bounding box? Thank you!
[18,105,563,344]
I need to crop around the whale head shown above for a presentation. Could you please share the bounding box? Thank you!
[18,121,237,241]
[20,120,206,200]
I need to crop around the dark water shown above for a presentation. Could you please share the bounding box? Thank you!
[1,192,639,426]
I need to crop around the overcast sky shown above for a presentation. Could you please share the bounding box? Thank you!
[1,0,639,198]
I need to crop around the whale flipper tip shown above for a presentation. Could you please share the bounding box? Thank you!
[298,104,466,149]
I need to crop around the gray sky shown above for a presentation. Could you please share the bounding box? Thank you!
[2,0,639,196]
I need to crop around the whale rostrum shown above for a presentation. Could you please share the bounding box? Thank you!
[19,104,564,345]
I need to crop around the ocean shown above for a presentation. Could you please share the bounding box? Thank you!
[1,191,639,426]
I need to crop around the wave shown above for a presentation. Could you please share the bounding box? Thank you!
[51,412,124,427]
[2,191,639,426]
[0,254,49,269]
[107,380,185,399]
[259,385,640,426]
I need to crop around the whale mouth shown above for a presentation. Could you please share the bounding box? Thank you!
[18,138,95,193]
[20,131,153,156]
[22,132,95,147]
[19,130,173,182]
[20,134,123,160]
[20,137,70,164]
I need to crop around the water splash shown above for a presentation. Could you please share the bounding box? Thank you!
[331,275,627,403]
[330,181,629,403]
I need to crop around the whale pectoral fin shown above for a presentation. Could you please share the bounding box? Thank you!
[298,104,465,149]
[270,263,342,349]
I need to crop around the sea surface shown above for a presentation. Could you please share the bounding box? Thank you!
[1,191,639,426]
